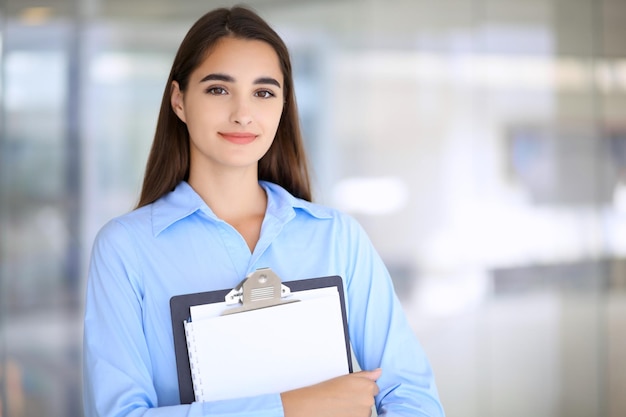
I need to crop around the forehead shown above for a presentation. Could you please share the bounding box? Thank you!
[195,37,283,80]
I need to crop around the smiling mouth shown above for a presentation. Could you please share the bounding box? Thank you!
[219,132,257,145]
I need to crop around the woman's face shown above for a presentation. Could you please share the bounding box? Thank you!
[171,36,284,177]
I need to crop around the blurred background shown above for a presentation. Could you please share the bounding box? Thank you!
[1,0,625,416]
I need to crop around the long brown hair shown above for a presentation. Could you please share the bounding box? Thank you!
[137,6,312,208]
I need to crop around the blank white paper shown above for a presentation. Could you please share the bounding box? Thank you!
[184,287,349,402]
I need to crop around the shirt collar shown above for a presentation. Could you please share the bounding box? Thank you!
[151,181,333,237]
[151,181,207,236]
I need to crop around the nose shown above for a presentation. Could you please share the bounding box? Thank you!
[230,96,253,126]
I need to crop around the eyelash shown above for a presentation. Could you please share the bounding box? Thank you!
[205,86,276,99]
[206,86,227,95]
[255,90,275,99]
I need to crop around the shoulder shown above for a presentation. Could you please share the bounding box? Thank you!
[92,205,153,252]
[262,181,365,233]
[95,181,207,244]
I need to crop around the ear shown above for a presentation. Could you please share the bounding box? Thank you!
[170,81,187,123]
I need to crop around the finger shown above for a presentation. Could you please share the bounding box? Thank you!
[357,368,382,381]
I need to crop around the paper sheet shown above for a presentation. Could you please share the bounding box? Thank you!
[184,287,349,402]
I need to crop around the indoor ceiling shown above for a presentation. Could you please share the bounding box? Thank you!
[3,0,626,57]
[5,0,344,21]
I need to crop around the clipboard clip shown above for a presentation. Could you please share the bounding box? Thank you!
[222,268,299,315]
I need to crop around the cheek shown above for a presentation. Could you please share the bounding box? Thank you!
[186,103,221,127]
[264,103,284,131]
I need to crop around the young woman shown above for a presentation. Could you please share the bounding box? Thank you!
[83,6,445,417]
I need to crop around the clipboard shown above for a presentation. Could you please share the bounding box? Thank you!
[170,268,353,404]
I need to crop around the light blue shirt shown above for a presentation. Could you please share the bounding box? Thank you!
[83,181,444,417]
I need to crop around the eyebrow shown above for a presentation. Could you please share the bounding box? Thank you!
[199,73,282,88]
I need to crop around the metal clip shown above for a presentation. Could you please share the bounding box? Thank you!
[222,268,298,315]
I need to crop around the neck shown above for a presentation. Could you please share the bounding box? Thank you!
[188,167,267,253]
[188,167,267,223]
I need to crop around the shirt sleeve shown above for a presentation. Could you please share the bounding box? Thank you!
[342,217,446,417]
[82,220,285,417]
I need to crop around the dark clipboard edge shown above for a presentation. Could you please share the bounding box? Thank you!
[169,275,353,405]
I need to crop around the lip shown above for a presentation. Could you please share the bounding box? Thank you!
[219,132,257,145]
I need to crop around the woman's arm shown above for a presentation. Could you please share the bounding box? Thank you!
[281,369,381,417]
[83,220,284,417]
[342,217,446,417]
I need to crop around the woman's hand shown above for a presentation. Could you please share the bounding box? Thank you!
[281,368,381,417]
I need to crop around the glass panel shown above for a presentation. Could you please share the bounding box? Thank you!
[600,2,626,417]
[476,1,602,416]
[0,12,83,417]
[81,23,180,237]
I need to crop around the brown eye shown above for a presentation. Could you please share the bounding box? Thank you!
[206,87,227,95]
[255,90,275,99]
